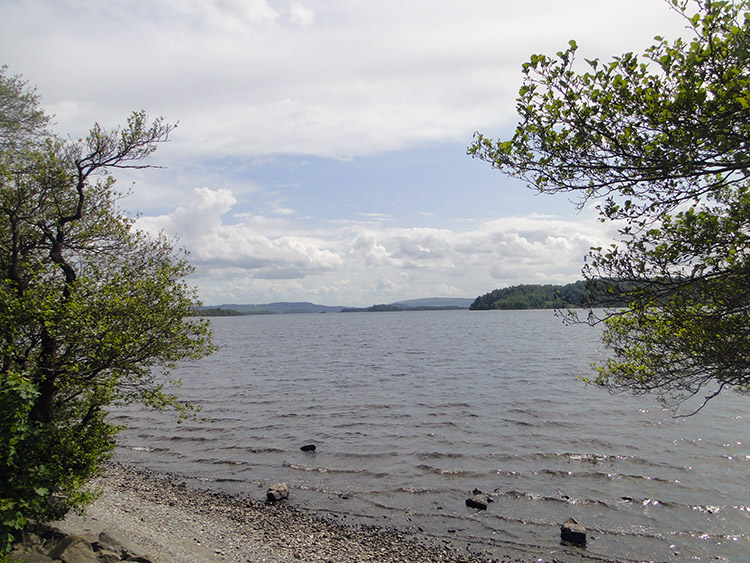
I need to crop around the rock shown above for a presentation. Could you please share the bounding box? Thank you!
[97,528,150,560]
[560,517,587,546]
[20,532,47,552]
[8,550,57,563]
[266,482,289,503]
[48,535,99,563]
[300,444,316,452]
[465,493,493,510]
[96,549,125,563]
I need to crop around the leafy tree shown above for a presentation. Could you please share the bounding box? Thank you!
[0,68,214,552]
[470,284,558,310]
[192,307,249,317]
[469,0,750,413]
[0,66,49,152]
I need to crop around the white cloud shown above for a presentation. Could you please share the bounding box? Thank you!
[138,187,343,279]
[351,232,397,267]
[138,187,236,239]
[139,188,613,305]
[157,0,280,31]
[1,1,682,304]
[289,2,315,26]
[272,206,297,216]
[2,0,687,159]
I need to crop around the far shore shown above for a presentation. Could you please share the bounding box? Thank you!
[52,462,537,563]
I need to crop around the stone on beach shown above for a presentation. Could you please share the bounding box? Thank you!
[560,517,587,546]
[266,481,290,503]
[465,490,493,510]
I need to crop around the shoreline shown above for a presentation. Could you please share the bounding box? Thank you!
[50,462,538,563]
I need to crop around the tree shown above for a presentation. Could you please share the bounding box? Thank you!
[468,0,750,413]
[0,68,215,552]
[469,281,625,310]
[0,66,49,152]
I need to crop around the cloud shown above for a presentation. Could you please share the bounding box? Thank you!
[138,187,343,278]
[289,2,315,26]
[2,1,682,305]
[351,232,397,267]
[158,0,280,31]
[139,188,613,305]
[138,187,236,236]
[2,0,686,159]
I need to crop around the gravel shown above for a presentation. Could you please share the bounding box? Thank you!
[53,462,539,563]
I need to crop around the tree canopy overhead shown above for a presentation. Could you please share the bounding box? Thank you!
[0,67,214,551]
[469,0,750,413]
[471,0,749,222]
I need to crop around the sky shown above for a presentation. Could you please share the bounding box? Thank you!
[1,0,690,306]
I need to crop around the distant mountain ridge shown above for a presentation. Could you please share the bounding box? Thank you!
[203,297,474,315]
[214,302,344,314]
[390,297,474,309]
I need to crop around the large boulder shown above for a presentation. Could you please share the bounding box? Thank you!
[9,525,157,563]
[8,551,57,563]
[96,528,151,561]
[48,535,99,563]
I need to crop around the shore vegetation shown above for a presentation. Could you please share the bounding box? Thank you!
[0,68,214,552]
[469,0,750,413]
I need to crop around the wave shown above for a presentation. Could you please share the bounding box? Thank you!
[498,489,611,508]
[415,451,464,460]
[125,445,167,453]
[336,451,400,460]
[483,450,682,470]
[168,435,209,442]
[416,464,486,478]
[192,458,251,466]
[395,486,441,494]
[535,467,677,485]
[283,462,387,477]
[217,445,285,454]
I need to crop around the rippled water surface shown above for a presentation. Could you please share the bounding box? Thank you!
[113,310,750,562]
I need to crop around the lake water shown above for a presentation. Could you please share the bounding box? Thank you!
[112,310,750,562]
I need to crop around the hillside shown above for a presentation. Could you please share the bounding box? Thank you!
[469,283,585,310]
[469,280,631,310]
[213,302,345,314]
[390,297,474,309]
[200,298,474,315]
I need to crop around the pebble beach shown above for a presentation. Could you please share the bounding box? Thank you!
[48,463,540,563]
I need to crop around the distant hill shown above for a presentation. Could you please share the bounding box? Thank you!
[390,297,474,309]
[469,280,632,310]
[200,297,474,316]
[341,297,473,313]
[210,302,345,314]
[191,307,257,317]
[470,283,588,310]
